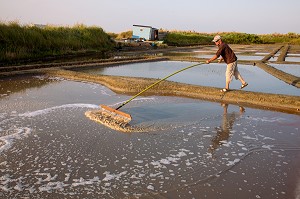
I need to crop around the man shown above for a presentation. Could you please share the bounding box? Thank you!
[206,35,248,92]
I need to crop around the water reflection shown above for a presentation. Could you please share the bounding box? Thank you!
[208,104,245,155]
[294,153,300,199]
[0,75,57,98]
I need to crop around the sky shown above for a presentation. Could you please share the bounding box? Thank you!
[0,0,300,34]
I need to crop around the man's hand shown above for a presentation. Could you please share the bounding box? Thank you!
[206,60,210,64]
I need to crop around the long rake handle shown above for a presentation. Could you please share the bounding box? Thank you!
[116,62,204,110]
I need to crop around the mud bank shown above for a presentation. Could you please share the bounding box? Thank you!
[0,57,166,73]
[44,69,300,115]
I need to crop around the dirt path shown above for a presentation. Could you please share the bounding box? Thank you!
[44,69,300,115]
[261,45,283,62]
[0,57,166,73]
[277,45,289,62]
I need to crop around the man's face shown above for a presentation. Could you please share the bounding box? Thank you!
[214,40,221,46]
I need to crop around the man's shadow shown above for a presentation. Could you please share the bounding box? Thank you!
[208,104,245,156]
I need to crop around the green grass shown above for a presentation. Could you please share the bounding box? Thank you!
[259,32,300,44]
[163,32,213,46]
[0,22,115,63]
[221,32,263,44]
[162,31,300,46]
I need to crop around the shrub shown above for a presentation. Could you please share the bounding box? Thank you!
[163,32,212,46]
[222,33,263,44]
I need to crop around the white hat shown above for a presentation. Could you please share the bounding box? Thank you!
[212,35,221,42]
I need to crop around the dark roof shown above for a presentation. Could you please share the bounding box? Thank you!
[133,24,153,28]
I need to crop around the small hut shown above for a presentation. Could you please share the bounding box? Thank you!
[132,25,158,41]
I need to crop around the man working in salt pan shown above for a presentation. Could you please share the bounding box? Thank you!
[206,35,248,92]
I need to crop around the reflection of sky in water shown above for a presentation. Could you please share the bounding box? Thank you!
[0,77,300,198]
[255,52,269,55]
[285,56,300,62]
[287,53,300,57]
[270,64,300,77]
[81,61,300,96]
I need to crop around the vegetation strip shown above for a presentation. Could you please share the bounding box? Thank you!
[2,21,300,64]
[43,69,300,115]
[0,22,115,63]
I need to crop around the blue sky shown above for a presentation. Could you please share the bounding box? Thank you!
[0,0,299,34]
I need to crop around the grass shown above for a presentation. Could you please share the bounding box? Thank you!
[163,32,213,46]
[259,32,300,44]
[161,31,300,46]
[220,32,262,44]
[0,22,115,64]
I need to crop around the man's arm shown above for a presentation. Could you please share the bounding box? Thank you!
[206,55,219,64]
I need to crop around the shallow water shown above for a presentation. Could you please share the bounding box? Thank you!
[270,64,300,77]
[287,53,300,57]
[255,52,269,55]
[0,76,300,198]
[285,56,300,62]
[79,61,300,96]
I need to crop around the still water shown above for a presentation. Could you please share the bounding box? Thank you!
[270,64,300,77]
[0,75,299,198]
[78,61,300,96]
[285,56,300,62]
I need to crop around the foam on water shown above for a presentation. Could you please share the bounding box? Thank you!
[0,103,101,154]
[0,78,299,198]
[18,103,99,118]
[245,116,287,123]
[0,127,31,153]
[1,99,167,154]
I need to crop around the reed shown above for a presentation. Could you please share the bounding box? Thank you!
[115,30,133,40]
[0,22,115,63]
